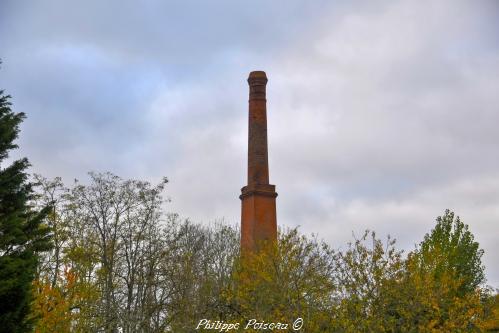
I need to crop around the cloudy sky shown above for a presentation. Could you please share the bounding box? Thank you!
[1,0,498,287]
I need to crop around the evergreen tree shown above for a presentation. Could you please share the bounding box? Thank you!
[0,73,52,332]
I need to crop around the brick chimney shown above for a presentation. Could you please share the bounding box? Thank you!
[240,71,278,251]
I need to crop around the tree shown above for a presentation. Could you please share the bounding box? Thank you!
[0,78,52,332]
[374,210,488,332]
[330,231,404,332]
[32,267,99,333]
[30,172,494,333]
[63,172,168,332]
[31,175,100,332]
[483,293,499,332]
[32,173,240,333]
[416,209,485,296]
[226,229,336,332]
[386,249,486,332]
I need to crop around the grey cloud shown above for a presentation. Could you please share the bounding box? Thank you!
[1,0,498,287]
[267,0,499,285]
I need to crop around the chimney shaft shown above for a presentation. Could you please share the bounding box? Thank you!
[240,71,277,251]
[247,71,269,185]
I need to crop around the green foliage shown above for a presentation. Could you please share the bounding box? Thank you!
[329,231,404,332]
[0,86,52,332]
[386,209,488,332]
[390,250,486,332]
[225,213,489,332]
[483,293,499,331]
[226,229,336,332]
[416,209,485,296]
[31,171,492,333]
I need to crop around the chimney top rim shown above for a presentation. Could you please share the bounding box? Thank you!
[248,71,267,82]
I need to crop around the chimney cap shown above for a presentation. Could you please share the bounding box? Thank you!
[248,71,268,85]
